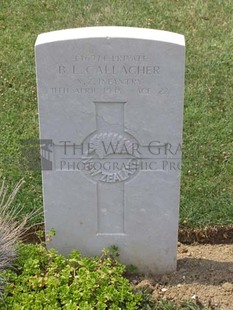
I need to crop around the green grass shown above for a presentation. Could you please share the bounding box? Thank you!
[0,0,232,228]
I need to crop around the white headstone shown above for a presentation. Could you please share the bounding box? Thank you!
[35,27,185,274]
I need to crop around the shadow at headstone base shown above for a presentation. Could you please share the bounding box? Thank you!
[167,257,233,286]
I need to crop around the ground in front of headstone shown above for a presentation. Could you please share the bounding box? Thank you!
[23,228,233,309]
[132,244,233,309]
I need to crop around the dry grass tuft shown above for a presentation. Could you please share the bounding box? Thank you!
[0,178,42,274]
[0,179,28,271]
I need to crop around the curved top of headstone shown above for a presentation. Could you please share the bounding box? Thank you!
[35,26,185,46]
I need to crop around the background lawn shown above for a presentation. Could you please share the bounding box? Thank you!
[0,0,232,228]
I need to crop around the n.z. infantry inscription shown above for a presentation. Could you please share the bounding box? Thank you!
[54,63,160,95]
[35,26,185,274]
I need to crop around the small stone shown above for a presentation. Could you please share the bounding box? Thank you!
[151,290,160,300]
[222,282,233,291]
[161,288,167,292]
[160,275,170,284]
[136,279,154,293]
[180,247,188,253]
[177,284,182,287]
[191,294,197,299]
[178,267,186,272]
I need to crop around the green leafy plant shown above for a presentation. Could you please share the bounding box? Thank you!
[0,243,142,309]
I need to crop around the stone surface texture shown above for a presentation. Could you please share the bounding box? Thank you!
[35,26,185,274]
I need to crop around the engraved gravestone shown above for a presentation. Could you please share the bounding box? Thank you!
[35,27,185,273]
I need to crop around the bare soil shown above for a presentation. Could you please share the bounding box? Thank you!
[134,244,233,309]
[178,226,233,244]
[23,226,233,309]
